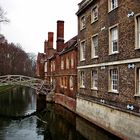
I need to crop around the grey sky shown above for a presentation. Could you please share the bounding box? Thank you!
[0,0,81,54]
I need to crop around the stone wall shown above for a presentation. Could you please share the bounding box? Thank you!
[76,97,140,140]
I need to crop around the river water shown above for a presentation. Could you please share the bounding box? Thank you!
[0,87,122,140]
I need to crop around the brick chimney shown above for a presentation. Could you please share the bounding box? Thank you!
[56,20,64,52]
[48,32,53,49]
[44,40,48,54]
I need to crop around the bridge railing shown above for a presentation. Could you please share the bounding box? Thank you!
[0,75,54,95]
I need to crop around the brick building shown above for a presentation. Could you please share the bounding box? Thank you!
[42,21,77,112]
[36,52,45,79]
[76,0,140,139]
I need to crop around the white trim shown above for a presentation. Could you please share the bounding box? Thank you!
[77,58,140,69]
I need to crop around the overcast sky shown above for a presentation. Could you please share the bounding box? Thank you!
[0,0,81,54]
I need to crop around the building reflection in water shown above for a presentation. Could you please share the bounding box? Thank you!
[36,103,121,140]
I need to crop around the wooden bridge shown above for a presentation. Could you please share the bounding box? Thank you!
[0,75,54,95]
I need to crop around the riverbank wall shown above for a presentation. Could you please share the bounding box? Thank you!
[54,93,76,112]
[76,96,140,140]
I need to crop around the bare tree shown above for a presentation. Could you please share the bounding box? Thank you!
[0,6,9,23]
[0,38,36,76]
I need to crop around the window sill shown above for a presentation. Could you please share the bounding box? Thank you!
[135,47,140,50]
[108,6,118,13]
[80,59,85,62]
[108,90,119,94]
[91,19,98,24]
[134,94,140,97]
[80,27,86,31]
[109,52,119,55]
[91,88,98,91]
[91,56,98,59]
[80,86,85,89]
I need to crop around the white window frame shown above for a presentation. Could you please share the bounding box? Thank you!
[91,69,98,90]
[80,71,85,88]
[69,76,74,90]
[108,0,118,12]
[91,34,98,58]
[80,15,86,30]
[109,68,118,93]
[91,5,98,23]
[80,40,86,61]
[135,15,140,49]
[109,25,118,54]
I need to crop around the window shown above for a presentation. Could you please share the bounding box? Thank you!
[60,77,63,87]
[109,68,118,92]
[80,16,86,30]
[71,54,74,68]
[109,26,118,54]
[66,57,69,69]
[44,62,47,72]
[80,41,85,61]
[80,71,85,88]
[91,6,98,23]
[64,77,67,88]
[135,16,140,49]
[136,68,140,96]
[51,61,53,72]
[69,76,73,90]
[61,58,64,70]
[91,70,98,90]
[108,0,118,11]
[53,61,55,71]
[91,35,98,58]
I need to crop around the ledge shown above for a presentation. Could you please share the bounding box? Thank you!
[77,94,140,117]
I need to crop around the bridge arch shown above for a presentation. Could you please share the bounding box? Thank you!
[0,75,54,95]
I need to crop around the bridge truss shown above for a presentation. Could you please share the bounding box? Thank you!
[0,75,54,95]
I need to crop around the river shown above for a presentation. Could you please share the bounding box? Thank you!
[0,87,122,140]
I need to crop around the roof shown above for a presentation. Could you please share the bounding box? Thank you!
[76,0,94,15]
[59,36,78,55]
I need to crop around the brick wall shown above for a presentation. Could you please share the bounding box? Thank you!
[77,0,140,111]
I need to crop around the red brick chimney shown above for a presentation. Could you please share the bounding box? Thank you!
[44,40,48,54]
[56,20,64,52]
[48,32,53,49]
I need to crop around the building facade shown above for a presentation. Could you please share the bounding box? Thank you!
[38,21,78,112]
[76,0,140,139]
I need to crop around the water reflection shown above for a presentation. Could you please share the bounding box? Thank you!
[36,104,121,140]
[0,87,121,140]
[0,87,36,116]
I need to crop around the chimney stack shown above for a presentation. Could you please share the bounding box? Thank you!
[48,32,53,49]
[56,20,64,52]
